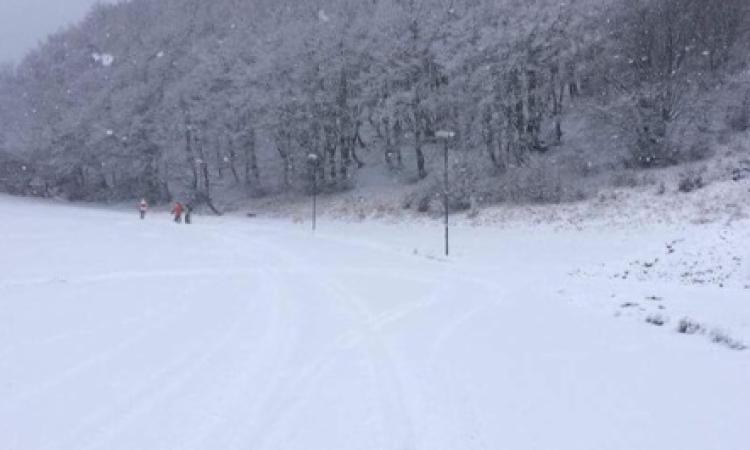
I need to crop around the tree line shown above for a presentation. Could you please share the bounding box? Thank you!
[0,0,747,210]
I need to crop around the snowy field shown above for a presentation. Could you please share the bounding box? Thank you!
[0,194,748,450]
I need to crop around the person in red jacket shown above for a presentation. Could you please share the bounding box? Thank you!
[172,202,184,223]
[138,199,148,220]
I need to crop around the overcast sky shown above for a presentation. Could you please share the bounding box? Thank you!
[0,0,116,64]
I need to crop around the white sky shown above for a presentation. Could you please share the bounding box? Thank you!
[0,0,116,64]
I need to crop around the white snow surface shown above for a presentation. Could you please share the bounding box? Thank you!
[0,194,748,450]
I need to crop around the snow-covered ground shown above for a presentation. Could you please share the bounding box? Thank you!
[0,194,748,450]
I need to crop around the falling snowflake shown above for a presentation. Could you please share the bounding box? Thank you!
[92,52,115,67]
[318,9,330,22]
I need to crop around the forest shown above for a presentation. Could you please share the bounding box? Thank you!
[0,0,748,212]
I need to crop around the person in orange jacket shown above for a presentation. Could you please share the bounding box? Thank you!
[172,202,184,223]
[138,199,148,220]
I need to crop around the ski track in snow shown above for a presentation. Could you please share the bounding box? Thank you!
[0,196,748,450]
[51,270,273,450]
[1,294,198,412]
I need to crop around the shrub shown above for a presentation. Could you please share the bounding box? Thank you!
[726,91,750,133]
[646,315,667,326]
[709,329,747,351]
[674,319,746,351]
[611,171,639,189]
[682,139,712,163]
[678,171,705,193]
[676,318,704,334]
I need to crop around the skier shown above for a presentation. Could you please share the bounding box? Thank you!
[138,199,148,220]
[172,202,184,223]
[184,203,194,225]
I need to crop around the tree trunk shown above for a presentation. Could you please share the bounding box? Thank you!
[215,149,224,180]
[339,133,351,180]
[483,115,497,167]
[227,136,240,185]
[324,125,337,181]
[277,138,291,187]
[198,153,210,196]
[384,118,395,168]
[393,120,404,168]
[415,128,426,179]
[243,129,260,186]
[186,128,198,190]
[352,122,366,169]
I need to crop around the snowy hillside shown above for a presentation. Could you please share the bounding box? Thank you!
[1,0,748,213]
[0,194,748,450]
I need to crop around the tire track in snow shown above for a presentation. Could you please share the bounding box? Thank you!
[163,267,293,450]
[185,267,302,450]
[197,229,343,450]
[250,348,342,450]
[253,237,417,450]
[198,232,347,450]
[284,230,515,450]
[238,227,503,450]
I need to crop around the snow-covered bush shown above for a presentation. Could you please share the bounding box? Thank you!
[676,318,704,335]
[646,315,667,327]
[709,329,747,351]
[678,171,706,193]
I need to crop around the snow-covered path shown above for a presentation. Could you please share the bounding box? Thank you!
[0,196,748,450]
